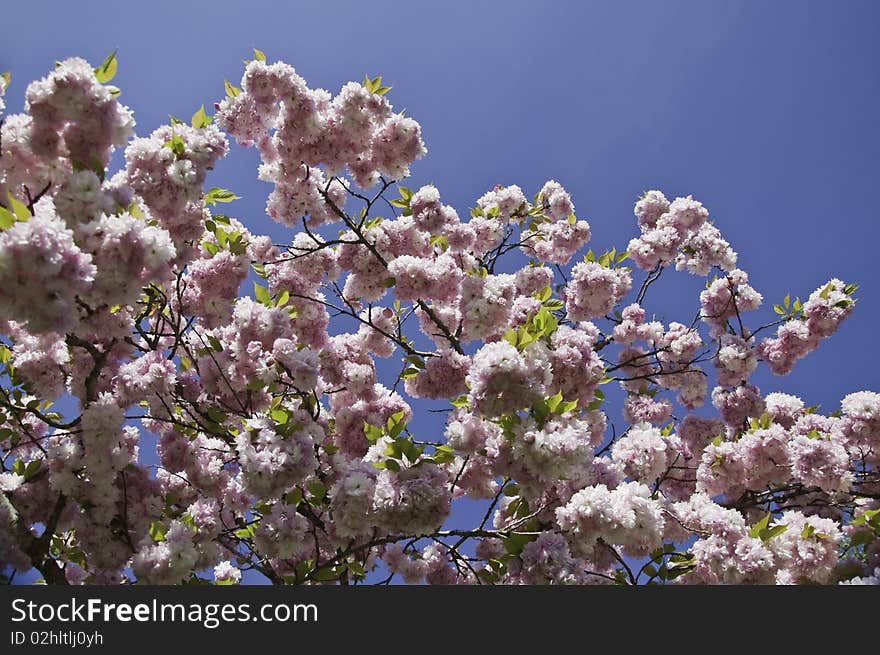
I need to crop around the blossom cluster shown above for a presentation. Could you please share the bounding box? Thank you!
[0,55,877,588]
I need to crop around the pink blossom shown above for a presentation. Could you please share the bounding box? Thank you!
[466,341,551,417]
[564,261,632,322]
[0,203,95,334]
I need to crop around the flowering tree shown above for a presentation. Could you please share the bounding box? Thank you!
[1,52,878,586]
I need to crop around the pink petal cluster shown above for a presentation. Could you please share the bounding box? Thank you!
[564,261,632,322]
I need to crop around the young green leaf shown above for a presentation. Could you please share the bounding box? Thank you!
[270,408,289,425]
[0,205,14,230]
[149,521,167,542]
[224,79,242,98]
[94,50,118,83]
[253,283,271,305]
[206,188,241,205]
[191,104,212,128]
[6,192,30,221]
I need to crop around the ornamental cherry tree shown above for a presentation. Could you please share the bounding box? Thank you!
[1,53,879,586]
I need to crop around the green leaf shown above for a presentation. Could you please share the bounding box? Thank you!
[362,74,388,95]
[307,480,326,501]
[760,524,788,541]
[397,438,421,464]
[747,513,771,539]
[253,48,266,62]
[665,564,695,580]
[773,304,786,315]
[206,407,226,424]
[853,508,880,526]
[429,445,455,465]
[310,565,341,582]
[191,104,212,128]
[0,205,14,230]
[127,201,144,219]
[94,50,118,83]
[228,232,248,256]
[386,410,406,438]
[283,489,303,507]
[23,459,41,480]
[234,523,256,539]
[270,408,289,425]
[346,561,365,577]
[6,192,30,221]
[206,187,241,205]
[430,234,449,251]
[748,514,788,542]
[224,79,242,98]
[501,531,534,557]
[149,521,167,542]
[546,391,563,413]
[400,366,420,380]
[165,133,185,157]
[0,72,9,88]
[253,283,271,305]
[363,422,383,443]
[558,400,579,414]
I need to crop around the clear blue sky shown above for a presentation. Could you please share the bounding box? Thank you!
[3,1,879,583]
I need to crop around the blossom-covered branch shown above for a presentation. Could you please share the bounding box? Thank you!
[0,53,878,587]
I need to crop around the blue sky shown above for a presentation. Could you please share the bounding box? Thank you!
[2,1,879,583]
